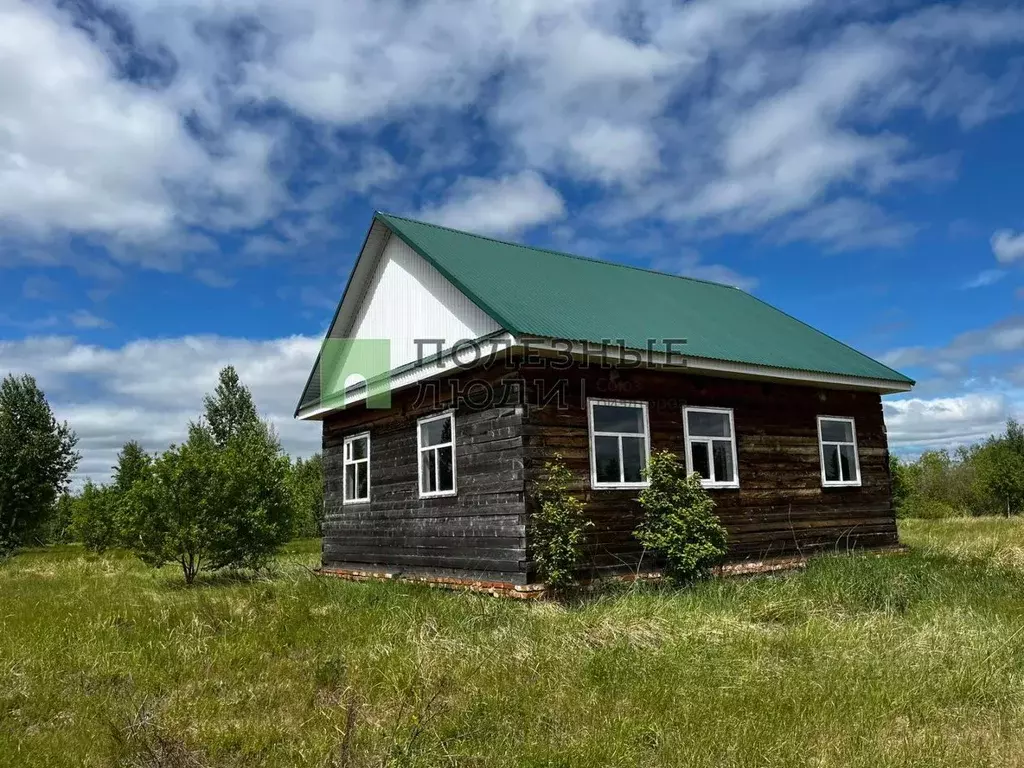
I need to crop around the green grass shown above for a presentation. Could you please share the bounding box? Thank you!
[4,521,1024,767]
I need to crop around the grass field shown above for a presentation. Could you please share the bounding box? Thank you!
[4,520,1024,768]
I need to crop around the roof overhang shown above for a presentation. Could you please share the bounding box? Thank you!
[297,331,913,420]
[513,337,914,394]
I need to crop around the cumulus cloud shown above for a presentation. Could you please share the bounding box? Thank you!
[0,334,321,484]
[417,171,566,237]
[884,394,1015,450]
[992,230,1024,264]
[2,0,1023,266]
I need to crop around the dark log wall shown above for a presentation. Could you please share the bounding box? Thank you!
[321,366,528,584]
[521,363,897,580]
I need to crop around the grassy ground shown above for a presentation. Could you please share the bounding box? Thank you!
[3,521,1024,768]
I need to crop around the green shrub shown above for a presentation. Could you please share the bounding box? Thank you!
[120,421,293,584]
[70,481,120,553]
[900,497,962,520]
[531,455,591,589]
[635,451,727,585]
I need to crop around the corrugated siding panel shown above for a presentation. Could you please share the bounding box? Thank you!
[347,234,500,371]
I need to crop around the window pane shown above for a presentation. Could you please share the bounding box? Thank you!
[712,439,735,484]
[594,435,621,483]
[687,410,731,438]
[839,444,857,482]
[437,446,454,491]
[822,443,841,482]
[421,417,451,447]
[344,464,356,500]
[820,419,853,443]
[690,441,711,480]
[355,464,368,499]
[421,450,438,492]
[593,404,644,434]
[621,437,646,483]
[351,436,368,460]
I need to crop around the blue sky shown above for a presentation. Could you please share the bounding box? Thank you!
[1,0,1023,482]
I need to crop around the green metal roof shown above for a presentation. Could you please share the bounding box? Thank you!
[376,212,914,386]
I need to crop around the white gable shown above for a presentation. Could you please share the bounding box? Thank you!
[345,233,501,371]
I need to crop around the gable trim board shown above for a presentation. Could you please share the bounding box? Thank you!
[296,214,913,419]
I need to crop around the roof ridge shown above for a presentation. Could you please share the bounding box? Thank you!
[377,211,745,291]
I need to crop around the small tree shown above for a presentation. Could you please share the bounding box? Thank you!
[121,421,294,584]
[289,453,325,538]
[531,455,591,589]
[49,492,76,544]
[120,423,222,584]
[113,441,152,495]
[635,451,727,585]
[0,374,79,551]
[203,366,260,448]
[209,422,293,571]
[71,481,119,553]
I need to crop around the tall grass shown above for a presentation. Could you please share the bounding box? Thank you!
[3,520,1024,767]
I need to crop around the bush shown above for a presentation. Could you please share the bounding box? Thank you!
[71,482,120,552]
[531,455,591,589]
[288,454,325,539]
[635,451,727,584]
[901,497,962,520]
[120,421,293,584]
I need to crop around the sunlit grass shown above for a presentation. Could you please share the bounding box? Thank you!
[3,521,1024,767]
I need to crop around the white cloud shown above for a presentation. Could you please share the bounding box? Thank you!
[417,171,566,237]
[0,0,277,243]
[0,334,322,484]
[650,250,758,292]
[992,229,1024,264]
[1,0,1024,266]
[963,269,1007,289]
[884,393,1015,450]
[68,310,113,329]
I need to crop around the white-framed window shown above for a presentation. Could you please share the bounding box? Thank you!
[418,411,457,498]
[587,398,650,489]
[817,416,861,487]
[683,406,739,488]
[342,432,371,503]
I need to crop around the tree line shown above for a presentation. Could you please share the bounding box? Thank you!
[0,367,324,583]
[890,418,1024,518]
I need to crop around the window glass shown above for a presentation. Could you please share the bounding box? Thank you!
[594,435,621,483]
[712,440,734,484]
[422,418,451,447]
[822,444,841,482]
[820,419,854,443]
[351,436,368,460]
[687,410,731,438]
[690,441,711,479]
[421,450,438,493]
[344,464,357,500]
[592,404,645,434]
[355,465,368,499]
[839,444,857,481]
[621,437,646,483]
[437,446,454,491]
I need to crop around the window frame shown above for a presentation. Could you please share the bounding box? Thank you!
[682,406,740,489]
[417,410,458,499]
[586,398,651,490]
[816,415,862,487]
[342,431,371,504]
